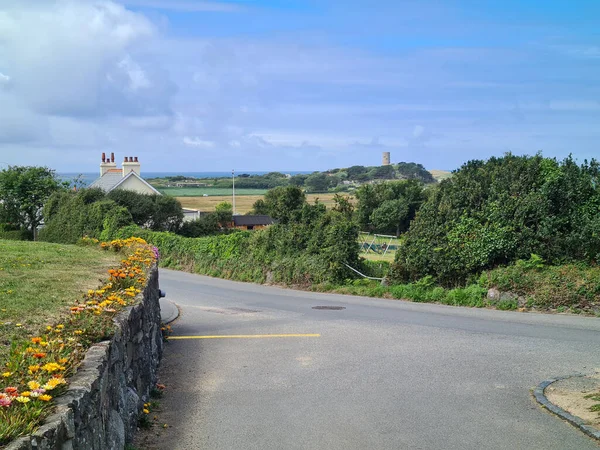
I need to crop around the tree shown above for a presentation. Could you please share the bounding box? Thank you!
[150,195,183,232]
[370,198,410,236]
[355,180,426,233]
[251,199,269,215]
[346,165,367,179]
[263,186,306,224]
[0,166,64,238]
[107,190,184,232]
[215,202,233,226]
[332,194,354,220]
[304,172,331,192]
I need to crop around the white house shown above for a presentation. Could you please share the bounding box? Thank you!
[90,153,200,221]
[90,153,161,195]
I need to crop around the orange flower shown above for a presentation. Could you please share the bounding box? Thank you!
[4,387,18,396]
[33,352,46,359]
[31,337,42,344]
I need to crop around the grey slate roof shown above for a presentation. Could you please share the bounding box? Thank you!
[89,171,161,195]
[89,171,123,192]
[233,215,275,226]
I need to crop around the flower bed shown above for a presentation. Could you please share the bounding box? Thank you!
[0,237,157,446]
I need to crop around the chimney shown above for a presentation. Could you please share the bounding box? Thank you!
[122,155,141,177]
[100,152,117,176]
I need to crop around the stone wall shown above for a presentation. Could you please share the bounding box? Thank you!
[7,265,163,450]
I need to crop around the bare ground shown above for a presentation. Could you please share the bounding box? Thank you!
[545,371,600,429]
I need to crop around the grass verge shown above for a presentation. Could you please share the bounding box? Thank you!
[0,237,156,446]
[0,240,120,363]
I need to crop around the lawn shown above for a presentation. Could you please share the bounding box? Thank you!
[0,240,119,362]
[176,192,349,213]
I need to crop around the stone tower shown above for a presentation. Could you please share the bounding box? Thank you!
[382,151,391,166]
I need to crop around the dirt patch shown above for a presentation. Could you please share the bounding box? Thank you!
[545,371,600,429]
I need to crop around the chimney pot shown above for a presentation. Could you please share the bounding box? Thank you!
[102,152,106,163]
[111,152,114,163]
[134,156,138,162]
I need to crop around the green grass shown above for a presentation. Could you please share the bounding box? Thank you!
[0,240,119,362]
[157,187,268,197]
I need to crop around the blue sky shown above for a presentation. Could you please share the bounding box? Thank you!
[0,0,599,172]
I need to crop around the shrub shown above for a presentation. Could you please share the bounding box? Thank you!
[392,154,600,285]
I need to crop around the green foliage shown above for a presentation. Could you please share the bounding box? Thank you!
[355,179,426,234]
[107,190,183,231]
[177,214,220,238]
[479,259,600,309]
[304,172,332,192]
[332,194,354,220]
[214,202,233,225]
[0,166,65,236]
[114,205,360,284]
[39,190,134,243]
[393,154,600,285]
[262,186,306,224]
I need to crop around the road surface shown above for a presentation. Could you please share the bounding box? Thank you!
[150,268,600,450]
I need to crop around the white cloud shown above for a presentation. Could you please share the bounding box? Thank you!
[0,0,171,117]
[0,73,10,84]
[183,136,215,148]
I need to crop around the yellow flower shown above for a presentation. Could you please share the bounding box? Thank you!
[46,326,52,332]
[21,391,31,397]
[41,362,65,373]
[56,324,64,330]
[15,323,22,327]
[28,365,40,374]
[27,381,40,390]
[143,408,150,414]
[2,372,11,378]
[15,396,30,403]
[74,330,83,335]
[38,394,52,402]
[59,358,68,364]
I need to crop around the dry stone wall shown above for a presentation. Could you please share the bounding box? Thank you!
[7,265,163,450]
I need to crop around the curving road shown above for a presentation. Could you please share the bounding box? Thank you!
[152,268,600,450]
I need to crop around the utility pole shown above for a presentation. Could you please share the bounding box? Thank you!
[232,169,236,216]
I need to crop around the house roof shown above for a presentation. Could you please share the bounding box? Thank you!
[89,170,161,195]
[89,171,123,191]
[233,215,275,226]
[111,171,161,195]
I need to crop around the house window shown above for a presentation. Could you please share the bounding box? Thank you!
[247,225,254,230]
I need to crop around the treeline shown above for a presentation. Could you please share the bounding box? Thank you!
[151,162,436,193]
[39,189,184,243]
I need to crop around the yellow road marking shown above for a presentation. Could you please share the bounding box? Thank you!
[168,333,320,340]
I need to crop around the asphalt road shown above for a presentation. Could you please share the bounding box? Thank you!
[152,268,600,450]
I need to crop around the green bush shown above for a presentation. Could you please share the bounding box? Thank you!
[39,190,134,243]
[113,208,360,285]
[392,154,600,285]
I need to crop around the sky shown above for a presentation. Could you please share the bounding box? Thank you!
[0,0,599,173]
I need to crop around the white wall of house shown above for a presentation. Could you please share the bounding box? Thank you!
[117,176,158,195]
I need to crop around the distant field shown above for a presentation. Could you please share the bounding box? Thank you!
[158,187,268,197]
[430,170,452,181]
[176,193,349,213]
